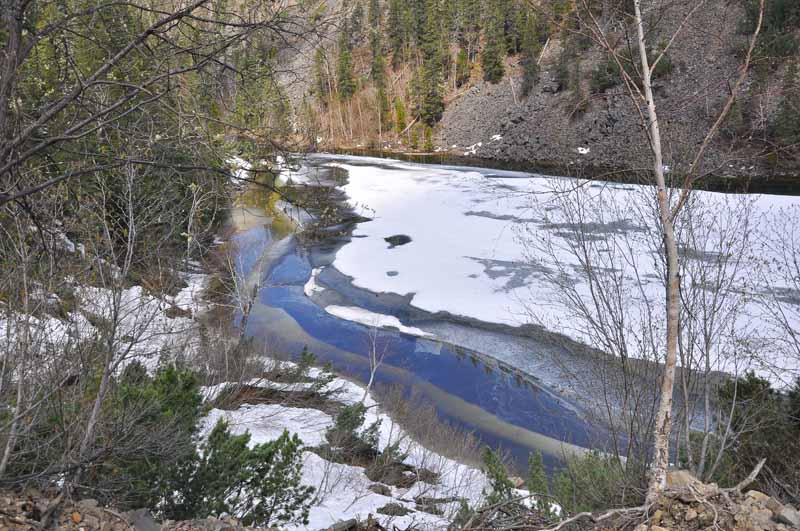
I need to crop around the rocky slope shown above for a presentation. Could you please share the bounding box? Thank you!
[436,1,789,183]
[282,0,799,185]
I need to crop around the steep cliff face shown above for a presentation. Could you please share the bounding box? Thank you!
[284,0,800,182]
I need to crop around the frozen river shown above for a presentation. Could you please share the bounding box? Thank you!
[229,154,800,469]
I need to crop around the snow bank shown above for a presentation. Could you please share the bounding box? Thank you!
[197,367,494,530]
[201,404,332,447]
[324,305,432,338]
[74,273,207,371]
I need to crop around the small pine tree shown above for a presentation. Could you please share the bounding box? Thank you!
[314,48,330,103]
[387,0,408,63]
[368,0,381,29]
[481,447,513,505]
[552,469,575,513]
[410,127,419,149]
[520,12,541,96]
[481,2,506,83]
[165,420,314,526]
[395,99,407,134]
[555,39,573,92]
[337,47,356,100]
[377,86,392,132]
[240,431,315,526]
[526,451,552,515]
[456,48,471,87]
[423,125,434,151]
[451,500,475,528]
[568,57,588,117]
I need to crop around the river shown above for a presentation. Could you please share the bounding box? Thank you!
[224,153,800,472]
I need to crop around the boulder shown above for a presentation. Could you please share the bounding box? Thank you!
[383,234,412,248]
[776,505,800,528]
[327,518,358,531]
[368,483,391,496]
[125,508,160,531]
[666,470,701,490]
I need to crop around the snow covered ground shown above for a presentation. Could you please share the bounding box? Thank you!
[0,223,207,375]
[301,155,800,385]
[199,363,497,531]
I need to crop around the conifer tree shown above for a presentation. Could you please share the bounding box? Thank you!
[387,0,405,61]
[419,0,445,125]
[482,1,506,83]
[377,86,392,133]
[423,125,434,151]
[372,52,392,132]
[520,12,542,96]
[411,0,427,47]
[337,46,356,100]
[372,51,387,85]
[505,2,525,54]
[368,0,382,60]
[459,0,482,61]
[395,99,407,134]
[456,48,471,87]
[314,48,331,103]
[482,447,513,505]
[774,61,800,145]
[526,451,551,514]
[368,0,380,28]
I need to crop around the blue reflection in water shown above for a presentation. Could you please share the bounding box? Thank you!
[239,236,605,471]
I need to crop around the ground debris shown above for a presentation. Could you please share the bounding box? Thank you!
[540,470,800,531]
[0,490,279,531]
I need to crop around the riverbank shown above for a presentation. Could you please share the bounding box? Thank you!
[325,147,800,196]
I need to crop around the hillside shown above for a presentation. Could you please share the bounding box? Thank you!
[287,0,800,183]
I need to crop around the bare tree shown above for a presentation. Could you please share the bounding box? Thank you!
[362,325,391,404]
[518,0,767,502]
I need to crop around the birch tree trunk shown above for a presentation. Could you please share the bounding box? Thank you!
[630,0,681,503]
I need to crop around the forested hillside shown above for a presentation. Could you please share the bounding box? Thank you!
[303,0,800,180]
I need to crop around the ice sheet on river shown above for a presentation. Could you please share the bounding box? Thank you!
[316,155,800,385]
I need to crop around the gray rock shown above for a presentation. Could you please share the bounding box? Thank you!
[325,518,358,531]
[776,505,800,528]
[384,234,412,248]
[125,508,160,531]
[368,483,392,496]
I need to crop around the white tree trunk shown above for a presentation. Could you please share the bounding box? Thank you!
[631,0,681,503]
